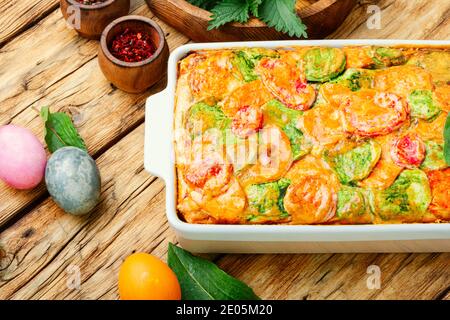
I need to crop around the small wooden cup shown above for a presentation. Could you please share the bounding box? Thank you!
[98,15,169,93]
[60,0,130,39]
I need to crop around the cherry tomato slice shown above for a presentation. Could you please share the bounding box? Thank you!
[184,157,233,196]
[231,105,264,138]
[390,133,426,168]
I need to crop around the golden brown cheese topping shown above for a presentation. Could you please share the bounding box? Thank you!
[358,132,403,190]
[187,50,243,102]
[299,101,345,145]
[174,46,450,225]
[284,156,339,224]
[341,89,409,137]
[256,54,316,110]
[373,65,433,99]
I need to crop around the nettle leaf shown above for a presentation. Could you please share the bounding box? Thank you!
[249,0,262,17]
[186,0,220,10]
[40,106,87,153]
[444,112,450,165]
[193,0,308,38]
[168,243,260,300]
[208,0,251,30]
[258,0,307,38]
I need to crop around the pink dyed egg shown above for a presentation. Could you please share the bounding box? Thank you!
[0,125,47,190]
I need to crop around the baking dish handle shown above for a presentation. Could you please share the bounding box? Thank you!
[144,88,172,181]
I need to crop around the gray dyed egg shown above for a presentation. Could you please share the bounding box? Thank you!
[45,147,101,215]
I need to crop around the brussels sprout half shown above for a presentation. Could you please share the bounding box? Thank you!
[262,99,311,160]
[233,48,279,82]
[262,99,302,127]
[407,90,442,120]
[329,68,374,92]
[371,47,406,68]
[420,140,448,171]
[245,178,291,223]
[185,102,231,137]
[375,169,432,222]
[304,47,346,82]
[282,124,312,161]
[335,186,374,224]
[325,141,382,185]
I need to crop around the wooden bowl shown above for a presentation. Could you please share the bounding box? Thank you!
[145,0,357,41]
[60,0,130,39]
[98,15,169,93]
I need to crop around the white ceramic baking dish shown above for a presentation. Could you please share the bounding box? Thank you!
[144,39,450,253]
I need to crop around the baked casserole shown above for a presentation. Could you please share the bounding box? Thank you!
[173,46,450,225]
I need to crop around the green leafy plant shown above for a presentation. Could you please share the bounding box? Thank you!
[187,0,307,38]
[40,106,87,153]
[168,243,260,300]
[189,0,220,10]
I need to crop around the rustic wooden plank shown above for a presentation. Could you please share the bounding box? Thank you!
[0,0,59,46]
[216,253,449,300]
[329,0,450,40]
[0,124,178,299]
[0,0,168,129]
[0,1,189,227]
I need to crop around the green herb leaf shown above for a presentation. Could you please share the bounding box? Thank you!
[208,0,251,30]
[258,0,307,38]
[40,106,87,153]
[249,0,262,17]
[168,243,260,300]
[186,0,220,10]
[444,112,450,165]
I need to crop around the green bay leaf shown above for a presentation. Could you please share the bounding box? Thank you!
[168,243,260,300]
[40,106,87,153]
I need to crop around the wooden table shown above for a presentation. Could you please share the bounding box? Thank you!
[0,0,449,300]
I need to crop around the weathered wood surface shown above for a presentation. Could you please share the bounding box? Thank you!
[330,0,450,39]
[0,0,59,46]
[0,125,175,299]
[0,1,189,227]
[0,0,449,300]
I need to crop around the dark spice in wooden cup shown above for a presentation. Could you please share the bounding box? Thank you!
[110,28,156,63]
